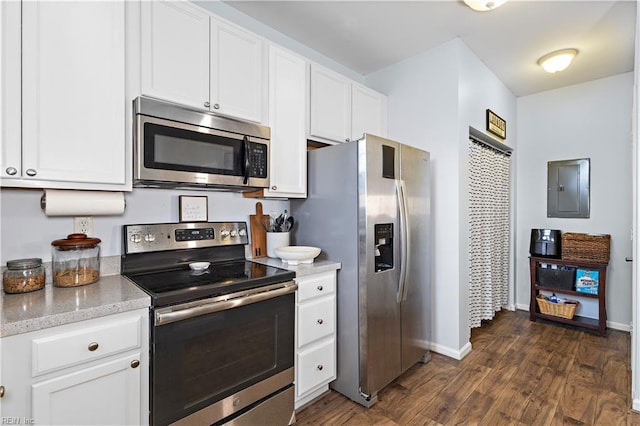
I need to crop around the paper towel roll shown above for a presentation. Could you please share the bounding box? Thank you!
[42,189,125,216]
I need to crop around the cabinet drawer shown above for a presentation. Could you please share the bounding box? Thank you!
[296,339,336,397]
[297,297,335,347]
[32,316,142,376]
[296,272,336,303]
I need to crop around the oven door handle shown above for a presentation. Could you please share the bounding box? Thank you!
[155,281,298,326]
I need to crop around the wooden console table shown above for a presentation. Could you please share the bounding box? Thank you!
[529,256,608,336]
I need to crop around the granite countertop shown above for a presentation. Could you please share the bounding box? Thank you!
[250,257,341,277]
[1,275,150,338]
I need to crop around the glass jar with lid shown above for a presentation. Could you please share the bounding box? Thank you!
[3,258,46,293]
[51,233,101,287]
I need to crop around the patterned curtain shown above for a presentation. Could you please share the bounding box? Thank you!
[468,140,511,328]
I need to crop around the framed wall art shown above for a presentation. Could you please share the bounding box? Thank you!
[179,195,208,222]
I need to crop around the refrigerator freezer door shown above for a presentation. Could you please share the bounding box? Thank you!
[399,144,431,371]
[358,135,402,397]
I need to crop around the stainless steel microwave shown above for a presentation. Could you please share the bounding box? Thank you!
[133,96,270,191]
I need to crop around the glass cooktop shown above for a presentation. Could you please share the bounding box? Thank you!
[124,260,294,307]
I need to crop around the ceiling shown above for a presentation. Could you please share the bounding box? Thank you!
[221,0,636,97]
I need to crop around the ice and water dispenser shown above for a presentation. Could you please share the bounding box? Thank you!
[374,223,394,272]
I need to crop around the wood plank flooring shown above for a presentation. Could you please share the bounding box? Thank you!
[295,310,640,425]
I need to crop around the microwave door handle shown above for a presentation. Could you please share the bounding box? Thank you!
[243,136,250,185]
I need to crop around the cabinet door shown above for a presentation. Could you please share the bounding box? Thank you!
[0,0,21,180]
[21,1,126,186]
[309,64,351,143]
[211,19,264,123]
[296,339,336,397]
[32,354,142,425]
[141,0,209,110]
[265,46,307,198]
[352,83,388,140]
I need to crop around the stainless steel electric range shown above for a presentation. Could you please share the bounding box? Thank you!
[121,221,296,426]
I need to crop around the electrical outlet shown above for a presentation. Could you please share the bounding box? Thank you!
[74,216,93,236]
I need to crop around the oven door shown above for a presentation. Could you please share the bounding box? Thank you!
[151,284,295,425]
[135,114,269,189]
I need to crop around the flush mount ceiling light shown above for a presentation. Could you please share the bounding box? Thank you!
[464,0,507,11]
[537,49,579,73]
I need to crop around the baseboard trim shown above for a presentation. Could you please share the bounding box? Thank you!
[429,341,472,360]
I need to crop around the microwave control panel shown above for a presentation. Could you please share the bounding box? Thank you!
[249,143,268,178]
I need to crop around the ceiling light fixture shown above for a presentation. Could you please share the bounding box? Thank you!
[463,0,507,12]
[537,49,579,73]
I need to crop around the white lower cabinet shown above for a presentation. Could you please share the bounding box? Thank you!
[295,271,337,409]
[0,309,149,425]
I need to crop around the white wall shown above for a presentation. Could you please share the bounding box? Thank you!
[516,73,634,329]
[0,188,288,264]
[457,42,518,344]
[366,38,517,358]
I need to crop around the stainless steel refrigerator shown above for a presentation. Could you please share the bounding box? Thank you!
[291,134,431,407]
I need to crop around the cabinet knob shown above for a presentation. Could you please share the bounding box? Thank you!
[317,318,324,325]
[25,168,37,177]
[0,385,5,398]
[316,364,323,371]
[317,285,323,291]
[345,138,350,142]
[131,359,140,369]
[213,103,220,110]
[204,101,210,108]
[88,342,99,351]
[271,185,277,190]
[5,167,17,176]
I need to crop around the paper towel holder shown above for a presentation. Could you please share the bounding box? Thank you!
[40,190,126,216]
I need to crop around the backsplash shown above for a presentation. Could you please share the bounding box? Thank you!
[0,188,289,266]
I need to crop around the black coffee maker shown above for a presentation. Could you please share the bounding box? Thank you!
[530,229,561,258]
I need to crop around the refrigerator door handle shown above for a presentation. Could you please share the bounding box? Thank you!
[397,179,410,303]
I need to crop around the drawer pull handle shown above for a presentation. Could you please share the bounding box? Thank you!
[317,285,323,291]
[88,342,99,351]
[317,364,323,371]
[0,385,5,398]
[131,359,140,369]
[317,318,324,325]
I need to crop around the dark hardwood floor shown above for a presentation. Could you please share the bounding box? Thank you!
[295,310,640,425]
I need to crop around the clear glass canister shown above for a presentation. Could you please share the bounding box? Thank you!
[51,233,101,287]
[3,258,46,294]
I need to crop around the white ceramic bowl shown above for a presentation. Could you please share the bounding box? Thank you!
[274,246,321,265]
[189,262,210,271]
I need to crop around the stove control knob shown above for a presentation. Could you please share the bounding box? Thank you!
[230,229,238,237]
[130,233,142,243]
[238,229,247,237]
[144,233,156,243]
[220,229,230,239]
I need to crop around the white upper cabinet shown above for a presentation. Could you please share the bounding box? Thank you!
[352,83,388,141]
[141,0,209,109]
[21,1,127,189]
[0,0,21,181]
[141,1,265,123]
[264,45,307,198]
[211,19,265,123]
[2,1,129,190]
[309,63,387,145]
[309,64,352,144]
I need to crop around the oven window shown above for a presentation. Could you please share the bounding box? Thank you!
[144,123,243,176]
[152,293,294,425]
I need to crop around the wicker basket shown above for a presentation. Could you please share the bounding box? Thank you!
[536,295,579,319]
[561,233,611,264]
